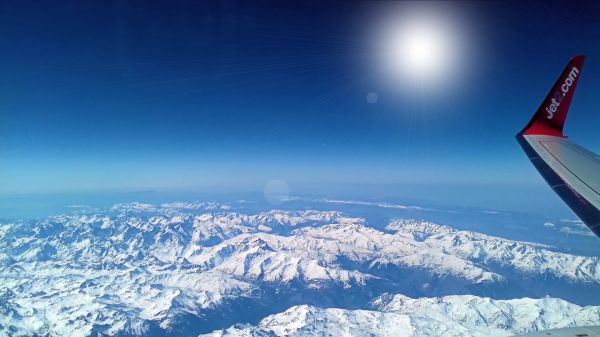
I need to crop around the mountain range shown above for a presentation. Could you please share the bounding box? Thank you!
[1,202,599,336]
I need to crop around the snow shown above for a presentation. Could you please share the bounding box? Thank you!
[2,203,600,337]
[202,296,600,337]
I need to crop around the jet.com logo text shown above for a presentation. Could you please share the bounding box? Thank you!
[546,66,579,119]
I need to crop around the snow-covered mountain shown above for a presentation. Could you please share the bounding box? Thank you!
[1,202,599,336]
[203,295,600,337]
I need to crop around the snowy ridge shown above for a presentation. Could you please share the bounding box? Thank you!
[202,295,600,337]
[188,232,376,286]
[389,219,600,283]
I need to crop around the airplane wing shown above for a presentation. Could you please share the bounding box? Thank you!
[517,55,600,238]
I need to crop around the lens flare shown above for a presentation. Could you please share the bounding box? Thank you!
[263,179,290,205]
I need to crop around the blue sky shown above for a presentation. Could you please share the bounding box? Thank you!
[2,1,600,214]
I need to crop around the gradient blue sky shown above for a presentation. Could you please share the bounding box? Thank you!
[2,1,600,212]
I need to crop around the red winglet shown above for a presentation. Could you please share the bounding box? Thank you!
[521,55,585,137]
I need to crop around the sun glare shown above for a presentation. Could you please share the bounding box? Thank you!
[392,24,448,79]
[375,4,470,90]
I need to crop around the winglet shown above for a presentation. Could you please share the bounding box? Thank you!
[520,55,585,137]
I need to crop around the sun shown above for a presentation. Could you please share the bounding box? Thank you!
[376,5,468,89]
[392,24,449,79]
